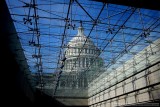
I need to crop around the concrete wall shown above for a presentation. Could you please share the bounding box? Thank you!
[0,0,35,104]
[88,39,160,107]
[56,98,88,106]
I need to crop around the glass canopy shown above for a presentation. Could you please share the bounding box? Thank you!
[6,0,160,97]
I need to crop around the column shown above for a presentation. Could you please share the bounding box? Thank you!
[84,58,86,67]
[88,58,90,67]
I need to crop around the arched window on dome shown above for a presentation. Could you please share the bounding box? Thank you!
[72,49,74,55]
[76,48,78,54]
[86,58,89,67]
[82,58,85,67]
[78,48,80,53]
[85,48,87,53]
[93,50,95,54]
[74,48,76,54]
[73,60,76,68]
[78,58,80,67]
[90,58,94,66]
[71,60,73,69]
[73,60,75,68]
[75,60,78,68]
[89,49,91,54]
[83,48,85,54]
[70,49,72,55]
[91,49,93,54]
[72,48,74,54]
[80,58,83,67]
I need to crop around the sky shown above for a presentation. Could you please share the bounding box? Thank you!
[6,0,160,74]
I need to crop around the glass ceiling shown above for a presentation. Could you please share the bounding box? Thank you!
[6,0,160,97]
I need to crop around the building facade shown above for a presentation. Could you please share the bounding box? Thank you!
[54,25,104,98]
[88,38,160,107]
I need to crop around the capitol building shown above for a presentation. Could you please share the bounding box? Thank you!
[3,0,160,106]
[37,24,160,106]
[32,24,160,106]
[53,24,104,96]
[63,24,103,73]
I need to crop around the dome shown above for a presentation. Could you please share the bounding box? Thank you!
[63,24,103,73]
[68,26,95,47]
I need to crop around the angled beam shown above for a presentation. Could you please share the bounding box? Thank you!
[54,0,72,96]
[75,0,94,21]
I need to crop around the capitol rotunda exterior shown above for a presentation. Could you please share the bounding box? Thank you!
[53,24,104,98]
[63,24,103,73]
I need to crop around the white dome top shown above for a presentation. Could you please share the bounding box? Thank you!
[68,26,95,47]
[65,25,101,58]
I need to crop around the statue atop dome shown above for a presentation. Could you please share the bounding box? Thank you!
[78,21,84,35]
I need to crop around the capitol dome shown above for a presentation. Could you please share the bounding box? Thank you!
[68,26,95,47]
[63,24,103,72]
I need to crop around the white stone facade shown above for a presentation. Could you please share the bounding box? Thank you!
[54,25,104,98]
[63,26,103,73]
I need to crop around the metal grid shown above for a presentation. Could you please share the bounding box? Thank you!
[6,0,160,97]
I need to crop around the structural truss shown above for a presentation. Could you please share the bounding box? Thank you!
[6,0,160,98]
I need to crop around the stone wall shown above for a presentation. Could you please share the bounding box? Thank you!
[88,39,160,107]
